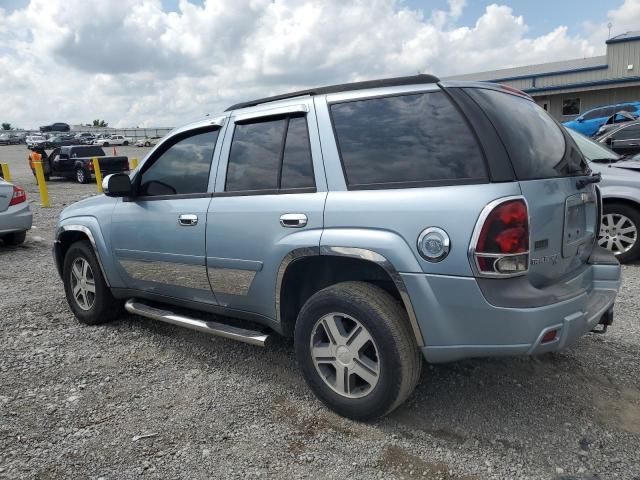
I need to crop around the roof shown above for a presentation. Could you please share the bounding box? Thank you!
[607,30,640,44]
[443,56,607,82]
[225,74,440,111]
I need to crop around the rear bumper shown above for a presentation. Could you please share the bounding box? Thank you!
[403,252,621,363]
[0,202,33,235]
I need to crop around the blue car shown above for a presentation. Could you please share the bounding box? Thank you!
[563,101,640,137]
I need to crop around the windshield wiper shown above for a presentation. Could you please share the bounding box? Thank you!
[590,157,621,163]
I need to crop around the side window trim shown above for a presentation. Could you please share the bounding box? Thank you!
[221,113,317,195]
[132,125,221,199]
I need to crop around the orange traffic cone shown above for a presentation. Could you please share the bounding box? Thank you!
[113,146,117,156]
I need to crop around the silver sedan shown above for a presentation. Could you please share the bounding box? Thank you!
[567,128,640,263]
[0,178,32,246]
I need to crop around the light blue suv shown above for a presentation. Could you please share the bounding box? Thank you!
[53,75,621,419]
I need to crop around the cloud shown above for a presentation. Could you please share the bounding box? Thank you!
[0,0,636,129]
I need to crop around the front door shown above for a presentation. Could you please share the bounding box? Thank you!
[206,101,327,321]
[111,125,223,304]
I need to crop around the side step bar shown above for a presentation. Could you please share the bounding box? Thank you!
[124,299,270,347]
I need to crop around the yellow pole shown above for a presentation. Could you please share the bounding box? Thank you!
[33,161,50,208]
[0,163,11,182]
[93,158,103,193]
[130,157,138,170]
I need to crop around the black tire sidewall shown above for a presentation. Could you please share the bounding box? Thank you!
[62,241,112,324]
[603,202,640,263]
[295,288,407,420]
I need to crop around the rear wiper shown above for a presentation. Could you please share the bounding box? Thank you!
[576,172,601,189]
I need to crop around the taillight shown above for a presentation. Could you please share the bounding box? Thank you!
[471,197,529,276]
[8,185,27,206]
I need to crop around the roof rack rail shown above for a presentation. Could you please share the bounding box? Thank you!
[225,73,440,111]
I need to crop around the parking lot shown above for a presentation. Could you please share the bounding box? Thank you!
[0,143,639,479]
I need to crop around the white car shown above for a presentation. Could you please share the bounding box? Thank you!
[135,137,157,147]
[94,135,131,146]
[26,135,47,148]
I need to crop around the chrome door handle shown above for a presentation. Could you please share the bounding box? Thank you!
[280,213,307,228]
[178,214,198,226]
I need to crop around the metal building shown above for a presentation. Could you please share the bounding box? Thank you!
[444,30,640,121]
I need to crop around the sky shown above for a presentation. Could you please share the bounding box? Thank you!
[0,0,638,129]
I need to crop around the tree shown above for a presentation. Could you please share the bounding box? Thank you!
[92,119,108,127]
[1,123,10,130]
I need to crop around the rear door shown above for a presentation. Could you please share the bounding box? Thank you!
[205,100,326,319]
[465,87,598,288]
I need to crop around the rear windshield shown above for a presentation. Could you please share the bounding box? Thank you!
[70,146,105,157]
[466,88,588,179]
[330,91,488,189]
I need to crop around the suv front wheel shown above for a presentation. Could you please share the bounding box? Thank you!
[294,281,422,420]
[63,240,123,324]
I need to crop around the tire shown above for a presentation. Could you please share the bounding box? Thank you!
[123,141,129,146]
[76,167,89,184]
[600,202,640,263]
[103,142,109,146]
[63,240,123,325]
[294,281,422,420]
[145,142,151,147]
[2,231,26,246]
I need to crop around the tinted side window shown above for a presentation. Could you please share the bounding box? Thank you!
[140,129,218,196]
[466,88,588,179]
[225,116,315,192]
[226,119,286,192]
[281,116,315,189]
[330,91,487,188]
[613,124,640,140]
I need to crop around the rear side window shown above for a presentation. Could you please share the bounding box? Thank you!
[330,92,487,189]
[225,115,315,192]
[466,88,588,179]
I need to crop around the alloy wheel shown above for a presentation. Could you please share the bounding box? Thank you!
[310,312,380,399]
[76,169,85,183]
[599,213,638,254]
[70,258,96,311]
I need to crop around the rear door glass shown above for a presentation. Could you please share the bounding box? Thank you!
[330,91,488,189]
[465,88,588,179]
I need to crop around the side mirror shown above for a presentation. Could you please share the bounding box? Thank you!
[103,173,132,197]
[576,118,584,123]
[605,137,613,145]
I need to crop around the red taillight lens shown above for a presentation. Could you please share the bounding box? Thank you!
[8,185,26,206]
[474,198,529,275]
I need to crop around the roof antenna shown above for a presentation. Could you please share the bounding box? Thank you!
[607,22,613,39]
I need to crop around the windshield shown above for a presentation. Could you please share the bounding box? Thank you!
[566,128,620,162]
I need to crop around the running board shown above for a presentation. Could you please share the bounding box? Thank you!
[124,299,270,347]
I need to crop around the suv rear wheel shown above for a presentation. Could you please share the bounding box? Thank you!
[600,202,640,263]
[76,167,89,184]
[63,240,123,324]
[294,281,421,420]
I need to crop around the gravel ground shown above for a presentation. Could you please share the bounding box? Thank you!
[0,144,639,479]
